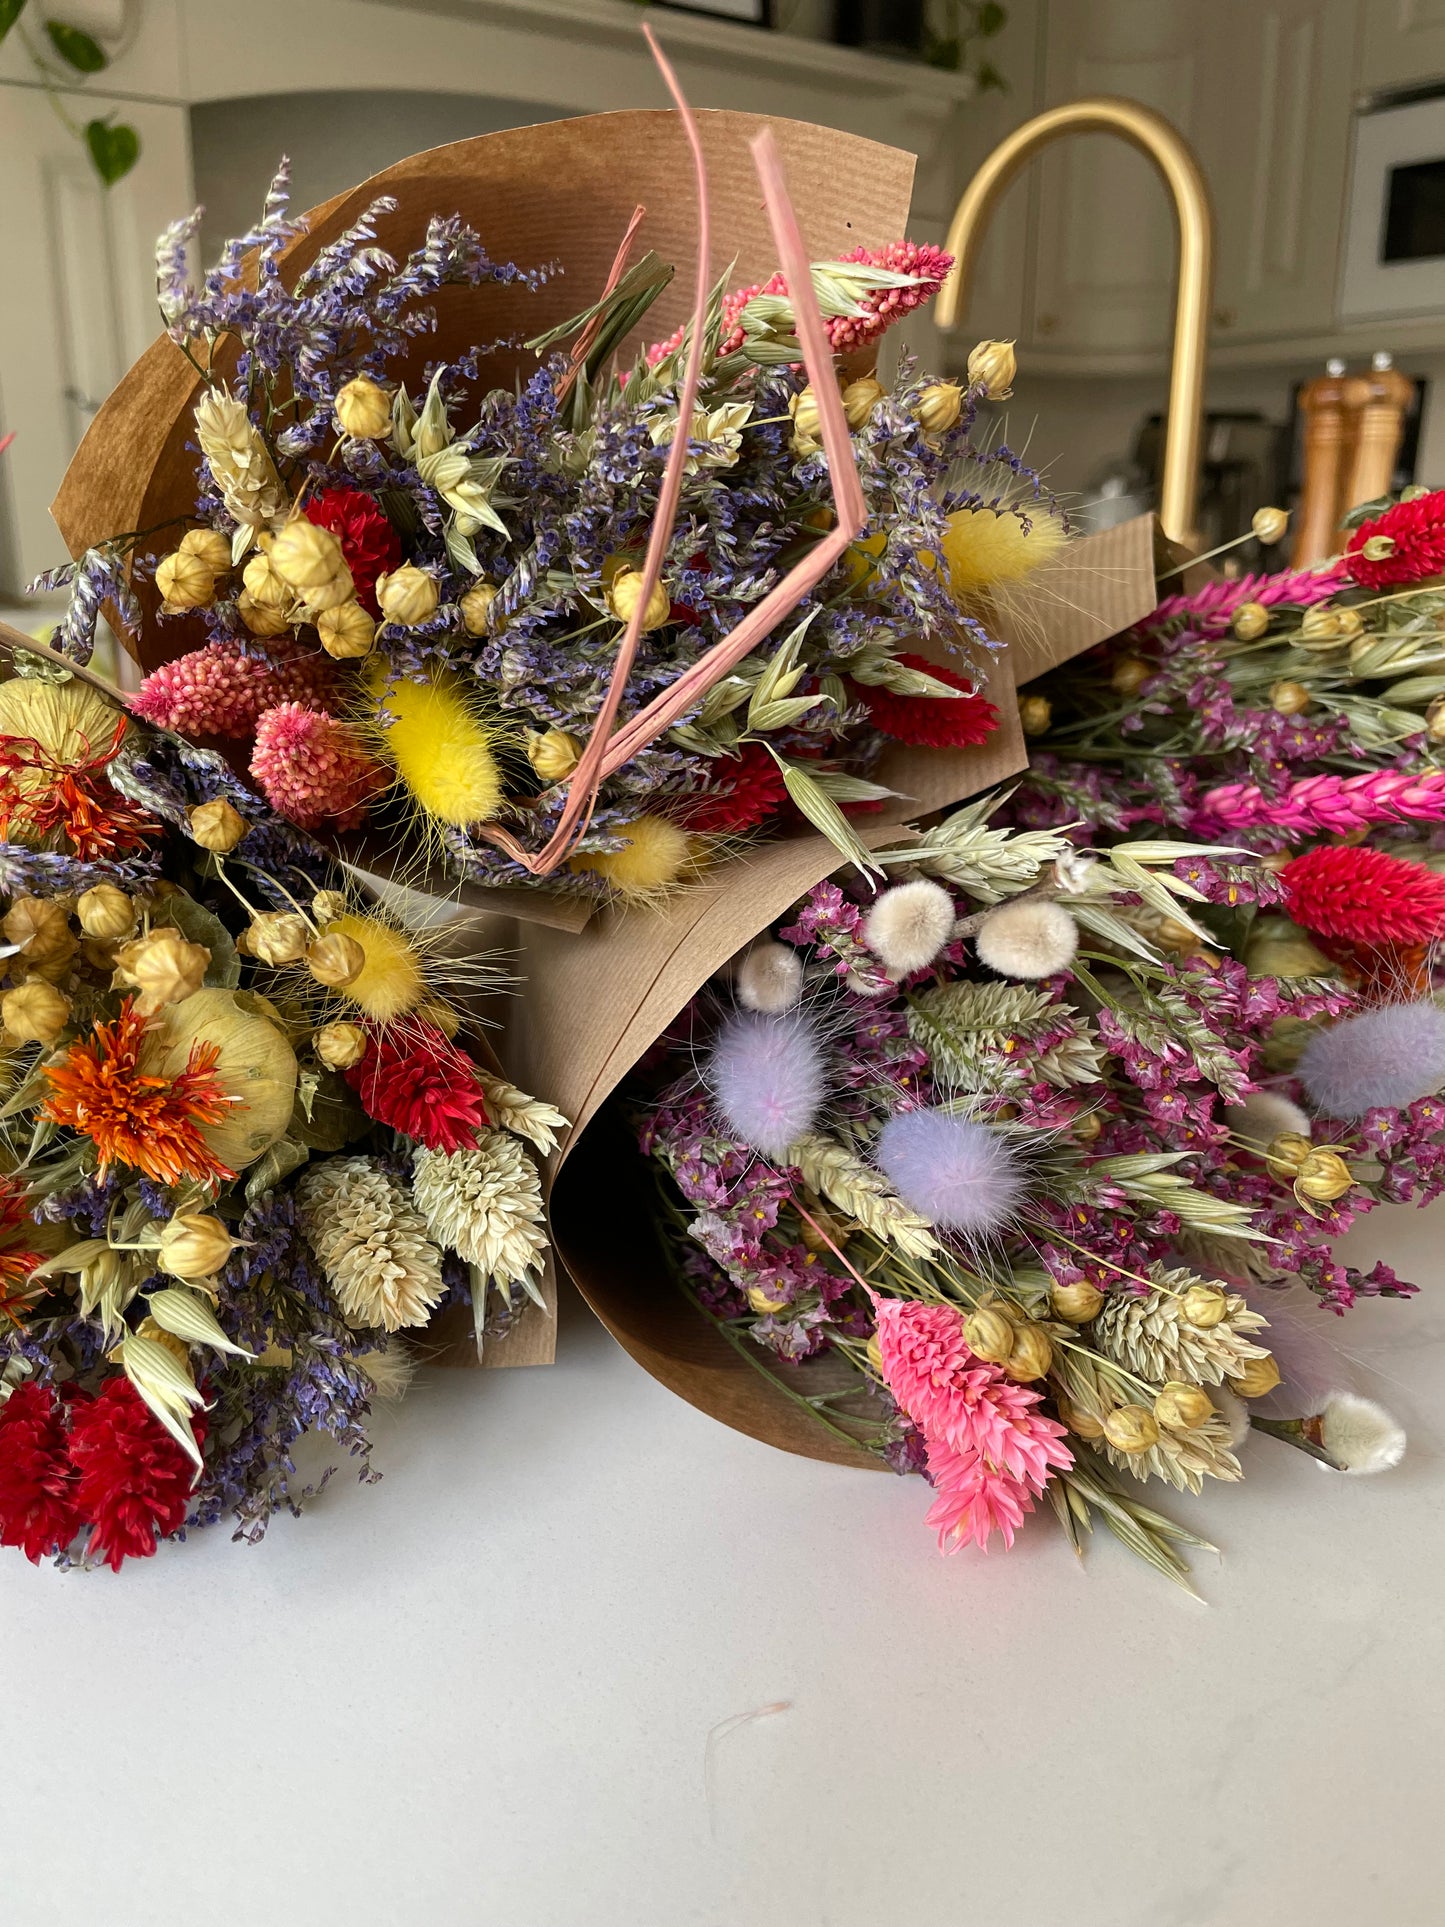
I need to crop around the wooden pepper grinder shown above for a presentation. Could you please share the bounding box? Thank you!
[1342,351,1416,514]
[1291,358,1353,568]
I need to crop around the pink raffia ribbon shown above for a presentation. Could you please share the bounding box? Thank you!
[1194,766,1445,837]
[473,24,868,877]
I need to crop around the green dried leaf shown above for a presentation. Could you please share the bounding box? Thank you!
[156,889,239,988]
[0,0,26,41]
[769,751,880,877]
[245,1135,310,1204]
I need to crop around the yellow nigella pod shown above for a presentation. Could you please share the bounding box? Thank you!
[367,666,505,828]
[937,506,1067,598]
[568,816,694,899]
[322,913,426,1023]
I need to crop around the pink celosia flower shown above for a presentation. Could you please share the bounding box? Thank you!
[1195,767,1445,838]
[132,642,274,737]
[646,240,953,365]
[249,702,386,830]
[132,642,337,739]
[923,1432,1040,1553]
[870,1294,1071,1551]
[1137,562,1346,643]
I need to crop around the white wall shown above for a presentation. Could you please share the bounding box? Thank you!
[190,90,568,261]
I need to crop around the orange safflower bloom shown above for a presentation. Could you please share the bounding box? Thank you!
[41,999,237,1188]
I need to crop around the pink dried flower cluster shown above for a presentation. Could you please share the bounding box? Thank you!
[1138,563,1346,642]
[1195,766,1445,838]
[872,1294,1071,1551]
[132,641,336,738]
[249,702,386,830]
[646,239,953,365]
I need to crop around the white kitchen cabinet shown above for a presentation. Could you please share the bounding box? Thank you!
[1358,0,1445,91]
[1207,0,1358,346]
[1028,0,1207,359]
[944,0,1373,373]
[0,86,192,595]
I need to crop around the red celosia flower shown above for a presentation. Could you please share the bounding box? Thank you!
[0,713,158,860]
[344,1019,490,1153]
[67,1376,203,1572]
[0,1381,81,1564]
[132,642,337,740]
[676,741,791,834]
[1344,489,1445,589]
[250,702,387,830]
[848,651,1000,749]
[41,999,237,1187]
[304,488,402,615]
[1282,843,1445,945]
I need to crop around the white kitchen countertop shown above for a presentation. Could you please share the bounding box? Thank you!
[3,1201,1442,1927]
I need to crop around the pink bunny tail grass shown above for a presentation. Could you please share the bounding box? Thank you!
[1193,767,1445,838]
[875,1108,1025,1238]
[871,1295,1072,1500]
[1133,562,1347,644]
[249,702,386,831]
[707,1008,827,1162]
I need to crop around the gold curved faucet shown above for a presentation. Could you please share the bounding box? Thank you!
[936,97,1215,547]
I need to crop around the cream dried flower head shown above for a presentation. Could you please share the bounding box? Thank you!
[411,1133,548,1293]
[297,1156,445,1332]
[193,387,287,560]
[1092,1266,1271,1386]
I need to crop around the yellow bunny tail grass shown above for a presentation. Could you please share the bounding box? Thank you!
[326,912,427,1022]
[368,668,506,828]
[567,815,697,900]
[939,506,1068,597]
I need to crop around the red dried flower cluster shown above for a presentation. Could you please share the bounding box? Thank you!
[69,1377,203,1572]
[344,1018,491,1153]
[849,651,1000,749]
[676,741,791,834]
[1344,489,1445,590]
[0,714,158,861]
[304,487,402,615]
[1282,843,1445,946]
[0,1376,201,1569]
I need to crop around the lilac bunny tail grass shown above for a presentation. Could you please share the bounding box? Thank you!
[707,1009,826,1162]
[875,1108,1025,1238]
[1298,1002,1445,1118]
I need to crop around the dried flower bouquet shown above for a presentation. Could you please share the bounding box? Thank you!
[632,794,1421,1588]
